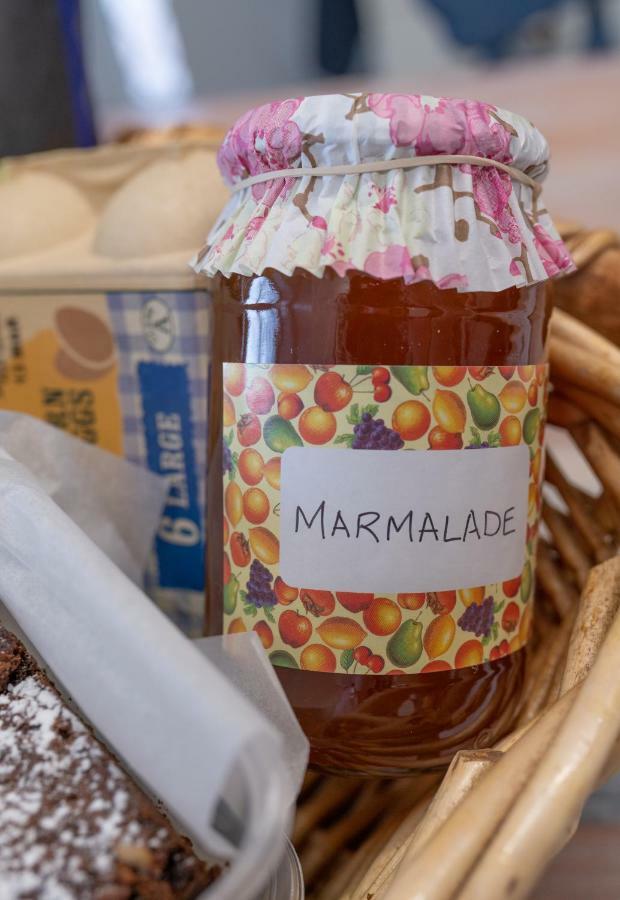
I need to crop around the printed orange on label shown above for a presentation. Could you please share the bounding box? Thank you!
[363,597,402,636]
[455,640,484,668]
[301,644,337,672]
[243,488,270,524]
[299,406,337,444]
[238,448,264,485]
[392,400,431,441]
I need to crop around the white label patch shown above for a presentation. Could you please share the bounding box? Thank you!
[280,446,529,593]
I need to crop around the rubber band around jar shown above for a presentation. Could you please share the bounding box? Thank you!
[229,154,543,196]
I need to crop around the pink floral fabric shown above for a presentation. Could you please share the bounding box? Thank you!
[217,98,302,199]
[194,93,574,291]
[367,95,513,162]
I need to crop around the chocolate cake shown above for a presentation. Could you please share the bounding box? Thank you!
[0,625,219,899]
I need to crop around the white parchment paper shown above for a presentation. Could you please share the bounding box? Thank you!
[0,437,299,870]
[0,411,167,584]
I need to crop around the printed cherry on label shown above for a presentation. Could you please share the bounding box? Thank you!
[374,384,391,403]
[354,646,372,665]
[371,367,390,385]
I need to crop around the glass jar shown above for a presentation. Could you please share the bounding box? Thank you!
[195,92,573,776]
[206,270,550,775]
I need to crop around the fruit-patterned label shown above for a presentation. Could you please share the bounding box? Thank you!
[222,363,547,675]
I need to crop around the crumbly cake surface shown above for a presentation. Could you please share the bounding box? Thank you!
[0,626,218,899]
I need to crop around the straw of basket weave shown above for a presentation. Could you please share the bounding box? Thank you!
[457,561,620,900]
[560,555,620,692]
[404,750,502,857]
[536,539,579,617]
[551,308,620,367]
[544,455,613,563]
[542,503,591,589]
[571,422,620,509]
[547,393,588,428]
[364,752,499,900]
[553,224,620,346]
[563,228,620,271]
[344,780,438,900]
[554,383,620,443]
[382,558,620,900]
[516,610,576,725]
[549,338,620,406]
[382,691,577,900]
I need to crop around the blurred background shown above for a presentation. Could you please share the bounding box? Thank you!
[2,0,620,225]
[1,5,620,896]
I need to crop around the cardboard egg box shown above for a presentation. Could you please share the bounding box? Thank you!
[0,141,229,634]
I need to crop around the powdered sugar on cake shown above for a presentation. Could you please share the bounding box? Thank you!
[0,676,170,898]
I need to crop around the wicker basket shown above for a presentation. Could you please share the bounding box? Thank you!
[294,230,620,900]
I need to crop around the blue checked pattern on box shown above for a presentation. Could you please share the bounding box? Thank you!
[107,290,210,635]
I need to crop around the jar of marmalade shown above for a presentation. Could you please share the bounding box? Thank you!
[195,93,573,776]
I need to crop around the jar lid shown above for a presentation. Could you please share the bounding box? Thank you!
[192,93,574,291]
